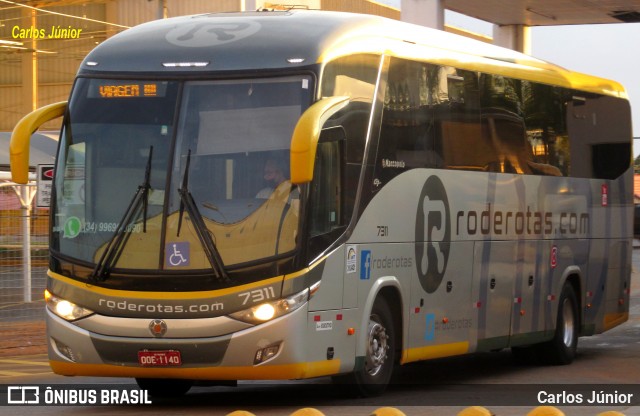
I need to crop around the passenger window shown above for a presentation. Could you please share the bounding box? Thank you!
[567,94,632,179]
[374,59,481,187]
[480,75,567,176]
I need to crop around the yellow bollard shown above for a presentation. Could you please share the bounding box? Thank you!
[290,408,326,416]
[457,406,494,416]
[369,407,406,416]
[527,406,565,416]
[597,412,626,416]
[226,411,257,416]
[369,407,407,416]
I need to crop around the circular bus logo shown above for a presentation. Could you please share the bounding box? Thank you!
[415,176,451,293]
[166,20,261,47]
[149,319,168,337]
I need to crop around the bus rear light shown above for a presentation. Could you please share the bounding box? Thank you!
[254,343,281,365]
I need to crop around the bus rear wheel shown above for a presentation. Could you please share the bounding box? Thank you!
[540,283,579,365]
[333,297,396,397]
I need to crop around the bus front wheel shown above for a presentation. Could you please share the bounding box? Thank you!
[333,296,396,397]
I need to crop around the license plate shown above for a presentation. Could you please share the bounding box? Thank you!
[138,350,182,367]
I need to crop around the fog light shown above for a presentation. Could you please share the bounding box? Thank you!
[53,338,77,362]
[254,344,280,365]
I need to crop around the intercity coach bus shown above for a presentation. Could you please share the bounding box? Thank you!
[10,10,632,397]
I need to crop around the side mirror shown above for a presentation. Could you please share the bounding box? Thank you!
[10,101,67,184]
[290,96,349,184]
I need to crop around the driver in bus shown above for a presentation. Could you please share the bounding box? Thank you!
[256,158,287,198]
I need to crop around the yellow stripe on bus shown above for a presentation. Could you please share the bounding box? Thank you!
[603,312,629,331]
[47,258,326,301]
[50,359,341,380]
[48,270,281,300]
[401,342,469,365]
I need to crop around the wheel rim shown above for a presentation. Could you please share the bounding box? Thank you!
[561,298,575,348]
[365,315,389,376]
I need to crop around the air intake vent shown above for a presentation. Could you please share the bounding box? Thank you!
[610,10,640,23]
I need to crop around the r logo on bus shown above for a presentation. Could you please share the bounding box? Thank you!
[166,21,261,47]
[415,176,451,293]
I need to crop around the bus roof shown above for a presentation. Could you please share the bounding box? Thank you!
[80,10,627,99]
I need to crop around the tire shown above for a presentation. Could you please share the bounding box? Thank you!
[333,297,396,397]
[135,378,193,398]
[540,283,579,365]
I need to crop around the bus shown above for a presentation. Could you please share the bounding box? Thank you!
[10,10,632,397]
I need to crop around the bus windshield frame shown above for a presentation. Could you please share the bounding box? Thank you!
[51,74,314,284]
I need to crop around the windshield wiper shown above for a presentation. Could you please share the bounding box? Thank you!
[90,146,153,282]
[177,149,229,283]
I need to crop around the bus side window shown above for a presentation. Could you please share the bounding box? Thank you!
[522,83,569,176]
[568,93,632,179]
[479,75,566,176]
[308,127,346,259]
[433,67,482,172]
[375,60,446,184]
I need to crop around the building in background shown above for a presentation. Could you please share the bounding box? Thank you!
[1,0,499,133]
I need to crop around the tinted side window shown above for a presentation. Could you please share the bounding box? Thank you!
[321,54,379,165]
[567,94,632,179]
[522,82,569,176]
[480,75,568,176]
[374,58,481,186]
[368,58,631,181]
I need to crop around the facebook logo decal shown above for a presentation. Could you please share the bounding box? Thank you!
[425,313,436,341]
[360,250,371,280]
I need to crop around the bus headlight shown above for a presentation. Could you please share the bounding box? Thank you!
[44,290,94,321]
[229,282,320,325]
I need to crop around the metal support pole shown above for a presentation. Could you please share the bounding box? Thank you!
[401,0,445,30]
[20,185,32,302]
[158,0,167,19]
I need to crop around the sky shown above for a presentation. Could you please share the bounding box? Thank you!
[376,1,640,156]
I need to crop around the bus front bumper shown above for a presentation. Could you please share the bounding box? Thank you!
[46,305,341,381]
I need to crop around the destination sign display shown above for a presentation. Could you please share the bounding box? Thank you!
[88,80,168,98]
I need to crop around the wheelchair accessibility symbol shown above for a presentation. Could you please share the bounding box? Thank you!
[166,242,190,267]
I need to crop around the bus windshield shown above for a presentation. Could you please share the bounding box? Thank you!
[52,76,312,275]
